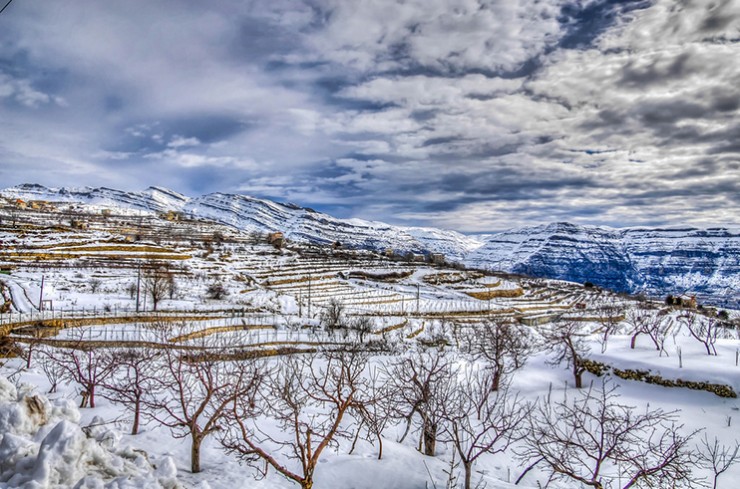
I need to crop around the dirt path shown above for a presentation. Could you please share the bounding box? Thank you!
[0,277,39,312]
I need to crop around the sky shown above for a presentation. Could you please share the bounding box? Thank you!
[0,0,738,232]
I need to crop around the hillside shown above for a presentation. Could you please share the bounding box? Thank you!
[2,184,738,307]
[468,222,740,308]
[0,191,739,489]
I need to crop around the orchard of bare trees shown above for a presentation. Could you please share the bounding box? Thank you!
[15,316,739,489]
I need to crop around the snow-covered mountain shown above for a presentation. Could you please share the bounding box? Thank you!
[3,184,738,307]
[468,222,740,308]
[0,184,482,262]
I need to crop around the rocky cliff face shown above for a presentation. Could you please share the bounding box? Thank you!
[3,185,738,307]
[468,223,740,308]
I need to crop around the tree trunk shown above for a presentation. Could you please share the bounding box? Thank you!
[463,460,473,489]
[630,333,639,349]
[492,369,501,392]
[377,433,383,460]
[132,395,141,435]
[301,468,314,489]
[80,390,90,408]
[423,421,437,456]
[191,434,202,473]
[89,385,96,408]
[574,367,583,389]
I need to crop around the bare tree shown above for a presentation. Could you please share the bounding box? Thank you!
[144,264,174,311]
[351,365,394,460]
[222,350,367,489]
[384,348,456,456]
[89,278,102,294]
[518,381,698,489]
[320,298,346,331]
[543,321,590,388]
[101,347,159,435]
[465,319,532,391]
[681,311,720,356]
[147,337,263,473]
[443,370,530,489]
[54,335,117,408]
[626,307,673,355]
[696,434,740,489]
[205,282,229,300]
[126,283,137,300]
[350,316,373,344]
[15,325,44,369]
[37,345,65,393]
[594,302,624,353]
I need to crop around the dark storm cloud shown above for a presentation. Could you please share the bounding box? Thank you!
[618,52,698,88]
[699,0,740,32]
[0,0,738,232]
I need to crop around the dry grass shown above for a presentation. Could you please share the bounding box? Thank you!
[464,288,524,300]
[168,324,274,343]
[374,319,409,335]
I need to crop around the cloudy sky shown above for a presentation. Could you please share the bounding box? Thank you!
[0,0,738,232]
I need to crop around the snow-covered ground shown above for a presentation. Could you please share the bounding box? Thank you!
[1,195,739,488]
[3,318,740,489]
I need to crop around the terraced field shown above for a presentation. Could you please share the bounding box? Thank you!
[0,198,633,353]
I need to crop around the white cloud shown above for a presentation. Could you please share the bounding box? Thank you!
[0,0,737,231]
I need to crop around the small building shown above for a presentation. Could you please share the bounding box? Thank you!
[575,302,587,310]
[406,252,426,263]
[677,295,697,309]
[28,200,56,212]
[428,253,446,265]
[162,210,182,222]
[267,232,285,249]
[14,199,27,209]
[70,219,88,230]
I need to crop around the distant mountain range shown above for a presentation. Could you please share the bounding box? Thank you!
[3,184,738,308]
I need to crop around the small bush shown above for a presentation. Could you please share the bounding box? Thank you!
[89,279,102,294]
[205,283,229,300]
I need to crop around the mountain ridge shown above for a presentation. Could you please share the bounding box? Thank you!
[3,183,738,307]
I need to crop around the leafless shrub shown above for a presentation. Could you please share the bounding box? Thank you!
[696,434,740,489]
[89,278,102,294]
[320,298,346,330]
[594,302,625,353]
[205,282,229,300]
[50,329,117,408]
[37,345,65,394]
[351,365,394,460]
[350,316,373,344]
[144,264,175,311]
